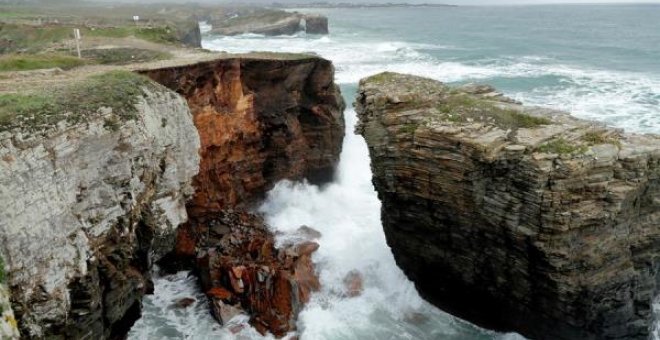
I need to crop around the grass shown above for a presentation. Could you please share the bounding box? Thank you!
[0,23,72,53]
[0,53,89,72]
[581,131,621,148]
[536,138,587,155]
[366,72,398,84]
[0,70,159,131]
[83,26,179,45]
[398,123,419,134]
[81,48,172,65]
[0,23,181,54]
[436,94,551,129]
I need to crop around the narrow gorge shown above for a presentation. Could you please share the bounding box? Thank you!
[356,72,660,340]
[0,55,344,339]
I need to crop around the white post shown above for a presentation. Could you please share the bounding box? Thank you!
[73,28,81,59]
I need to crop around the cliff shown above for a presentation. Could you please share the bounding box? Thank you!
[141,55,345,216]
[210,9,329,36]
[356,72,660,340]
[0,71,201,338]
[141,54,344,336]
[0,53,343,338]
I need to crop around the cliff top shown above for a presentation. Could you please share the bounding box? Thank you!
[0,51,325,135]
[358,72,660,161]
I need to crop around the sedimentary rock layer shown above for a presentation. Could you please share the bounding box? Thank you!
[210,10,329,36]
[356,72,660,340]
[0,86,200,338]
[142,55,344,336]
[179,211,320,337]
[141,55,345,216]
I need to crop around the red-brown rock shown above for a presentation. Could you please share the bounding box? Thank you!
[141,56,345,217]
[343,270,364,298]
[186,211,320,337]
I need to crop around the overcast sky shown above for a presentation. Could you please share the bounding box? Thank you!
[230,0,659,5]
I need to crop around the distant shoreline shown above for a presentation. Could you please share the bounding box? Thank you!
[271,3,457,9]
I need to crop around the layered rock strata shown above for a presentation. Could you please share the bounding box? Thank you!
[178,211,320,337]
[141,55,345,216]
[142,55,344,337]
[210,10,329,36]
[356,72,660,340]
[0,85,200,338]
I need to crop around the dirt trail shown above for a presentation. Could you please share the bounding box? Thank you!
[0,35,226,94]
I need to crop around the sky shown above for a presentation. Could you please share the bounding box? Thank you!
[231,0,659,5]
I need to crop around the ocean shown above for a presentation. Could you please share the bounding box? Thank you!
[128,4,660,339]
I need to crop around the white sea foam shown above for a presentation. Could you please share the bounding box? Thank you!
[204,33,660,133]
[131,19,660,340]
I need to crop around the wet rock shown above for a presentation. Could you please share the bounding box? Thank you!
[141,56,345,217]
[172,298,196,309]
[356,72,660,340]
[296,225,322,240]
[185,211,321,337]
[211,299,242,325]
[0,85,200,338]
[342,270,364,298]
[304,15,329,34]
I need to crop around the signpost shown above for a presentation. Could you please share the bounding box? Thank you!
[133,15,140,26]
[73,28,81,59]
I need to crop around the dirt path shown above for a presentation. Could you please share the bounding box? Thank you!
[0,36,223,94]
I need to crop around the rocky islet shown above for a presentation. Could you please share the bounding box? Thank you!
[356,72,660,340]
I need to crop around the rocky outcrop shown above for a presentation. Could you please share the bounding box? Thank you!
[141,54,343,336]
[141,55,345,216]
[179,211,320,337]
[209,9,329,36]
[0,282,19,339]
[303,15,329,35]
[175,21,202,48]
[356,72,660,340]
[0,84,200,338]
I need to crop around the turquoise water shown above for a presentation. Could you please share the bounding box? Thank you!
[129,5,660,340]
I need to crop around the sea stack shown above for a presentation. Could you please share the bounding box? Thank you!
[356,72,660,340]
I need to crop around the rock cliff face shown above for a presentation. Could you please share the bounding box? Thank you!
[181,211,320,337]
[303,15,329,35]
[141,55,345,216]
[210,10,329,36]
[356,72,660,340]
[0,85,200,338]
[141,55,344,336]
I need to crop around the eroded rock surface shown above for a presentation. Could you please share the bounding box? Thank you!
[356,72,660,340]
[181,211,320,337]
[209,9,329,36]
[0,86,200,338]
[141,55,345,216]
[141,55,343,337]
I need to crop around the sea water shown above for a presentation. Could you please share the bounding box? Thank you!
[129,4,660,339]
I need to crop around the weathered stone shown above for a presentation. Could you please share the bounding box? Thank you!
[0,86,201,338]
[141,56,345,217]
[356,72,660,340]
[342,270,364,298]
[172,297,196,309]
[0,284,19,339]
[187,211,320,337]
[304,15,329,34]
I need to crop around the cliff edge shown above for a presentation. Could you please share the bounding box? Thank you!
[356,72,660,340]
[0,71,201,338]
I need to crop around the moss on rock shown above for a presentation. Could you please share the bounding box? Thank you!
[0,70,160,131]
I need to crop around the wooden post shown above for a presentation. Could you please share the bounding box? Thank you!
[73,28,81,59]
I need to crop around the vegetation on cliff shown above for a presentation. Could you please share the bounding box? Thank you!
[357,72,660,340]
[0,70,159,131]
